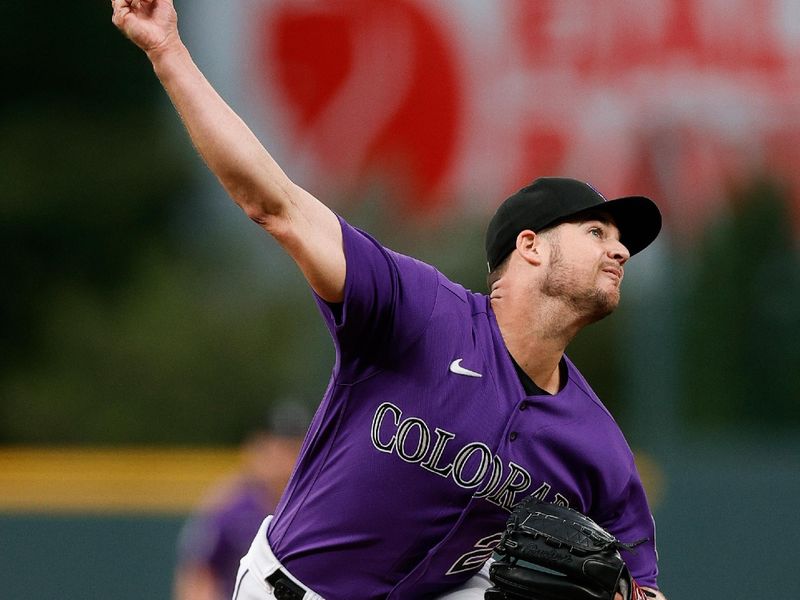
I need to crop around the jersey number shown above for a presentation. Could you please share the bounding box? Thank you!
[446,532,503,575]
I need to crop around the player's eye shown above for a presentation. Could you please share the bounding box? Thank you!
[588,226,603,238]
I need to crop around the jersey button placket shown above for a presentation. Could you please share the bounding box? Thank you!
[509,431,518,441]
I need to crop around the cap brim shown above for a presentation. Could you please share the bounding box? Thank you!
[583,196,662,256]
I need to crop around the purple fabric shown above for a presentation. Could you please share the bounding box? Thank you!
[267,217,658,599]
[178,480,277,597]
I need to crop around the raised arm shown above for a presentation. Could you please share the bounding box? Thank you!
[111,0,345,302]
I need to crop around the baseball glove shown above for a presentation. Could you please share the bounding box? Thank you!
[485,497,650,600]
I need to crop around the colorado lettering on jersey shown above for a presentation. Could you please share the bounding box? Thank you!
[370,402,569,511]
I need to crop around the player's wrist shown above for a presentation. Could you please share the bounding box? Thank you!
[147,36,195,84]
[145,32,186,66]
[625,577,657,600]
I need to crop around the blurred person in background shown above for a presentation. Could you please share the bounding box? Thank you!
[173,401,308,600]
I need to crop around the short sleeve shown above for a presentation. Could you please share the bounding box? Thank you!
[600,469,659,588]
[315,217,440,376]
[176,510,223,568]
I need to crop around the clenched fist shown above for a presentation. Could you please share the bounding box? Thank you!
[111,0,179,55]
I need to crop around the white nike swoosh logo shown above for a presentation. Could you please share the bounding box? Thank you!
[449,358,482,378]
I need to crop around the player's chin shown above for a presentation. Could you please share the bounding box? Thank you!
[599,272,623,292]
[599,281,622,306]
[586,290,620,322]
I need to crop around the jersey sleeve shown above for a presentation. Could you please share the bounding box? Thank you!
[599,468,659,588]
[176,509,224,568]
[315,216,440,377]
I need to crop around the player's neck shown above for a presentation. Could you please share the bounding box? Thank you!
[491,295,580,394]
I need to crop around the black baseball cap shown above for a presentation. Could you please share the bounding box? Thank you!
[485,177,662,271]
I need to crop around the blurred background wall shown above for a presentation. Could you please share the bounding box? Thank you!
[2,0,799,598]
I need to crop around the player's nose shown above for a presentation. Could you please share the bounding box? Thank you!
[608,239,630,265]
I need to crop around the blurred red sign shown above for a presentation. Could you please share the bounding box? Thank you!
[239,0,800,233]
[253,0,460,213]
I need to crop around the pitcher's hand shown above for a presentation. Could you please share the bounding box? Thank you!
[111,0,179,56]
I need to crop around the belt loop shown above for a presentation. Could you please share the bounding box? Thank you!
[265,569,306,600]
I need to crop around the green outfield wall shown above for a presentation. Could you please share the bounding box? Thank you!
[1,444,799,599]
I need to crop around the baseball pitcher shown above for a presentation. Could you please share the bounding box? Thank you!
[111,2,667,599]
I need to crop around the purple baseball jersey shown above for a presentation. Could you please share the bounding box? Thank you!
[267,217,658,599]
[178,479,278,597]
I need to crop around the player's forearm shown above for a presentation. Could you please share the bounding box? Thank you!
[146,39,346,301]
[147,40,294,224]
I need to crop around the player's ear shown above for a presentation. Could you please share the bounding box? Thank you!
[515,230,543,266]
